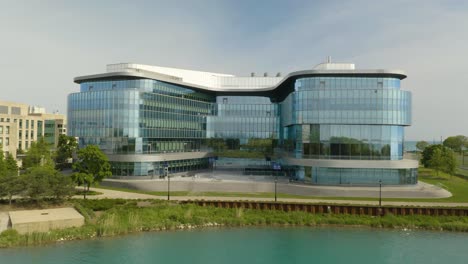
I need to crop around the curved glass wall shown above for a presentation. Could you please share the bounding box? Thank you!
[69,79,215,155]
[111,158,209,177]
[295,77,401,90]
[293,167,417,185]
[284,124,403,160]
[205,96,279,168]
[69,79,217,177]
[279,76,411,162]
[80,79,213,102]
[281,89,411,126]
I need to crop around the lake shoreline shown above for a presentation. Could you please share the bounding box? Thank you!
[1,199,468,248]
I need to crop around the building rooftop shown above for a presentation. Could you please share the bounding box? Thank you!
[74,62,407,101]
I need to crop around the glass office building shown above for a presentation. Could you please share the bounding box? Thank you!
[68,62,417,185]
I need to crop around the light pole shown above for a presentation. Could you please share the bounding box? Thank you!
[462,146,466,166]
[167,172,170,201]
[274,176,278,202]
[164,161,169,201]
[272,162,280,203]
[379,179,382,207]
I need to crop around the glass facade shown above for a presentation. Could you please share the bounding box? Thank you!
[69,70,415,185]
[297,167,417,185]
[44,120,56,145]
[284,124,403,160]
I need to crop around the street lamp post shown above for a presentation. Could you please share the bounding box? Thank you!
[462,147,466,166]
[167,172,170,201]
[272,162,281,203]
[274,176,278,202]
[164,161,169,201]
[379,179,382,207]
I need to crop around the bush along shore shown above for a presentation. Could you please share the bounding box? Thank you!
[2,199,468,248]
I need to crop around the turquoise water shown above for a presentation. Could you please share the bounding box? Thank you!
[1,227,467,264]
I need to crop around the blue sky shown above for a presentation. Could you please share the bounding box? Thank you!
[0,0,467,140]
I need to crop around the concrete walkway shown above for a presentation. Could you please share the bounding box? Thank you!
[81,187,468,208]
[102,177,451,199]
[0,212,10,233]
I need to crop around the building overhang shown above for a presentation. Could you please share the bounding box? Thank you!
[74,68,407,102]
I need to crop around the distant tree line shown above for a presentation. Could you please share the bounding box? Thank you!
[416,135,467,153]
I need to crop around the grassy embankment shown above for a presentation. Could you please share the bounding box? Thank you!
[2,198,468,248]
[96,167,468,203]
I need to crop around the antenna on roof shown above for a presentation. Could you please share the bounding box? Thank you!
[327,56,331,63]
[251,72,255,77]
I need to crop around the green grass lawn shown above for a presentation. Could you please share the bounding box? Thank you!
[94,186,316,199]
[95,167,468,204]
[413,167,468,203]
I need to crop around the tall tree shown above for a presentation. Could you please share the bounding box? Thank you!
[4,153,18,175]
[71,172,94,199]
[48,171,75,200]
[443,135,467,154]
[0,149,22,205]
[0,144,6,177]
[73,145,112,194]
[55,135,78,169]
[416,141,429,152]
[422,144,458,176]
[23,166,53,201]
[421,144,443,168]
[22,166,74,201]
[0,175,25,205]
[22,137,54,169]
[429,148,444,176]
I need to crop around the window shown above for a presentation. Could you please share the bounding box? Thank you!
[320,81,326,89]
[0,105,7,114]
[5,137,9,146]
[5,126,9,134]
[11,107,21,115]
[223,98,228,104]
[0,126,2,134]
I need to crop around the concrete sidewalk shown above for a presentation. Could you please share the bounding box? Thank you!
[102,178,451,199]
[81,187,468,208]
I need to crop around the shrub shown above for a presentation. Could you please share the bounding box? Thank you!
[0,229,20,248]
